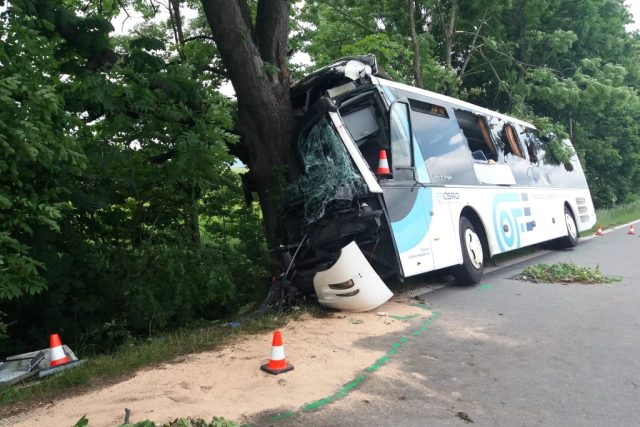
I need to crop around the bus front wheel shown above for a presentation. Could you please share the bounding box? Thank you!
[453,216,484,286]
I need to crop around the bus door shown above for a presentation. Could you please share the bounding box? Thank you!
[381,101,435,277]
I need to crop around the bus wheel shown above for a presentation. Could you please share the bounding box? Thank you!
[557,207,578,248]
[453,216,484,285]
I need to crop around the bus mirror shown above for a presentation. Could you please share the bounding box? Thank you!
[388,100,413,173]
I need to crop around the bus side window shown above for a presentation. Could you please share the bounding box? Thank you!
[516,126,544,164]
[454,110,498,162]
[503,124,525,158]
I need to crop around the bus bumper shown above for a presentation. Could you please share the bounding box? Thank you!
[313,241,393,312]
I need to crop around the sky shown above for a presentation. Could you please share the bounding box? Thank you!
[627,0,640,30]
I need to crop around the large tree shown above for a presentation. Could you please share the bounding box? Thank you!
[202,0,298,248]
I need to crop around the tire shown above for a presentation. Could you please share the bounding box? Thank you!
[556,206,578,248]
[452,216,484,286]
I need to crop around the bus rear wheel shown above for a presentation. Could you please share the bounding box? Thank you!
[453,216,484,286]
[556,206,578,248]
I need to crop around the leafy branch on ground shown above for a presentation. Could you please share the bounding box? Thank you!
[513,263,621,284]
[74,415,239,427]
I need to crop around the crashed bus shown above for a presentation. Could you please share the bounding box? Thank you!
[279,55,596,312]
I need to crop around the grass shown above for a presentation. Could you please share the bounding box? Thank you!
[514,262,621,284]
[582,200,640,236]
[0,307,317,414]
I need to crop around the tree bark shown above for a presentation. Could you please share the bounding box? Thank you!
[407,0,424,88]
[201,0,296,249]
[444,0,458,70]
[169,0,186,59]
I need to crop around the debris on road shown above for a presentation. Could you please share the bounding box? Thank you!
[512,262,621,284]
[456,411,475,423]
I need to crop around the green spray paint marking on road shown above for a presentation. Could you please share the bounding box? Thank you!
[366,355,390,372]
[267,308,442,423]
[301,374,367,411]
[267,411,295,421]
[478,284,493,291]
[411,303,432,310]
[390,314,420,321]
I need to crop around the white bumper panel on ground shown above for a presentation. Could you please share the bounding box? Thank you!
[313,241,393,312]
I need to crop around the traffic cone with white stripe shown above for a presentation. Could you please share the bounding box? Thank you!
[260,330,294,375]
[595,225,604,236]
[628,225,636,235]
[49,333,69,367]
[377,149,391,176]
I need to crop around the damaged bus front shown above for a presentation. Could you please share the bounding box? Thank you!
[282,56,405,312]
[280,54,596,312]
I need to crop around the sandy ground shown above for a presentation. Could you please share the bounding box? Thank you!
[4,301,431,427]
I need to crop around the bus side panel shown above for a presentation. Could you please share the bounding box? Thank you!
[429,189,464,269]
[382,186,435,277]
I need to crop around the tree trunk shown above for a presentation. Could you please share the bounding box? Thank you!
[169,0,186,59]
[202,0,297,250]
[407,0,424,88]
[190,184,201,247]
[444,0,458,70]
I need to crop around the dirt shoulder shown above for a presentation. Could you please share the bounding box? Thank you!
[4,301,431,427]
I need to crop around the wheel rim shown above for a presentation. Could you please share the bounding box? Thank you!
[464,229,483,270]
[565,212,577,240]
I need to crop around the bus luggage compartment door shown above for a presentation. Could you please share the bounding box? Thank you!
[428,191,462,269]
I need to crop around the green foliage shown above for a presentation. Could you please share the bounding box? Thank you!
[0,2,85,315]
[515,262,621,284]
[74,416,239,427]
[0,0,268,357]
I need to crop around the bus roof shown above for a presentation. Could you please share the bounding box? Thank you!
[372,77,537,130]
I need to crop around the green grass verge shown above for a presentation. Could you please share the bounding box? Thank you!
[582,200,640,236]
[514,262,621,284]
[0,308,315,413]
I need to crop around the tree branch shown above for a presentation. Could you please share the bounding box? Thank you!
[182,35,217,43]
[460,11,488,81]
[407,0,423,88]
[202,65,228,78]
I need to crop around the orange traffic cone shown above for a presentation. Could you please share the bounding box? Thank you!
[260,330,294,375]
[49,333,69,367]
[628,225,636,235]
[377,149,391,175]
[595,225,604,236]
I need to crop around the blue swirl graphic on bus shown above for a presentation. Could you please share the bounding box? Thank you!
[492,193,535,252]
[391,187,432,253]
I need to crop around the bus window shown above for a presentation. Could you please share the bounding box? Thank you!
[503,124,525,158]
[516,126,545,164]
[454,110,498,162]
[408,98,449,118]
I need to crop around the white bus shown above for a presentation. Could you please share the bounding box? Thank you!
[281,55,596,311]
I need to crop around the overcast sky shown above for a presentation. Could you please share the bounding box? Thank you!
[627,0,640,30]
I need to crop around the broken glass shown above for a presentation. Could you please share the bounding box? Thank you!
[287,118,367,224]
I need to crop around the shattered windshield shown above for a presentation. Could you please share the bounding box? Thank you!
[287,118,368,224]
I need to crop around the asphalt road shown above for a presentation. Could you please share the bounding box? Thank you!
[258,226,640,427]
